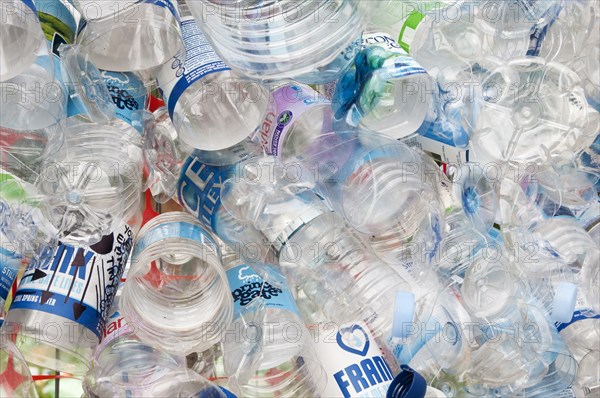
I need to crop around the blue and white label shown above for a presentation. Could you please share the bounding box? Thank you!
[312,322,393,398]
[157,16,231,119]
[227,264,300,319]
[132,221,216,260]
[362,32,406,54]
[0,246,21,303]
[101,71,147,125]
[177,145,252,233]
[10,223,133,338]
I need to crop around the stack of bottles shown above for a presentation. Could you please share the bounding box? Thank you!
[1,0,598,397]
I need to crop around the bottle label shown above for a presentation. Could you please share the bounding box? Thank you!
[101,71,147,125]
[227,264,301,319]
[21,0,37,14]
[362,32,406,54]
[0,246,21,303]
[310,322,393,398]
[157,15,231,119]
[397,10,426,53]
[177,145,252,232]
[36,0,76,56]
[97,310,129,352]
[10,223,133,338]
[255,83,329,156]
[132,220,217,259]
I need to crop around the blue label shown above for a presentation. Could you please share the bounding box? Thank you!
[177,153,235,233]
[227,264,300,319]
[158,17,231,119]
[555,310,600,332]
[10,224,133,338]
[0,247,21,302]
[132,221,216,259]
[21,0,37,14]
[101,71,147,125]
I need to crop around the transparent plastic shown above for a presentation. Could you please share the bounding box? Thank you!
[0,339,38,398]
[74,0,183,73]
[471,57,600,167]
[35,118,144,246]
[221,254,325,397]
[0,0,45,82]
[120,212,233,355]
[188,0,367,83]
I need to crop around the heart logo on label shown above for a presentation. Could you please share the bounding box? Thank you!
[336,324,370,357]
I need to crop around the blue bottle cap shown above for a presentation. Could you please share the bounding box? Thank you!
[387,365,427,398]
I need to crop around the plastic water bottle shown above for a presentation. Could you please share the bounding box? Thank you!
[187,0,367,84]
[333,32,432,140]
[286,130,445,267]
[0,0,46,82]
[309,321,395,398]
[253,83,333,159]
[473,0,562,41]
[176,139,272,260]
[0,0,69,133]
[471,57,599,167]
[156,0,271,152]
[221,251,325,397]
[219,157,429,359]
[120,212,233,356]
[83,288,230,398]
[0,338,39,397]
[0,236,22,320]
[142,106,193,204]
[73,0,183,73]
[3,221,134,374]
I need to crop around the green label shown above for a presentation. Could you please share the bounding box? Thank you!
[398,10,426,53]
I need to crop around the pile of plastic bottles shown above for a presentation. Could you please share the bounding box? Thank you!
[1,0,599,397]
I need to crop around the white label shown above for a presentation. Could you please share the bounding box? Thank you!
[310,322,393,398]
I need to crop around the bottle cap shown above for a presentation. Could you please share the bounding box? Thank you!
[387,365,427,398]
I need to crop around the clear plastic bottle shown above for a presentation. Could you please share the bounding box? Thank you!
[219,157,429,359]
[156,0,271,152]
[187,0,367,84]
[84,288,229,398]
[0,338,39,397]
[332,32,432,140]
[176,139,272,261]
[120,212,233,356]
[221,250,325,397]
[471,57,599,168]
[32,44,144,246]
[289,130,445,267]
[3,221,134,375]
[0,0,46,82]
[73,0,183,73]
